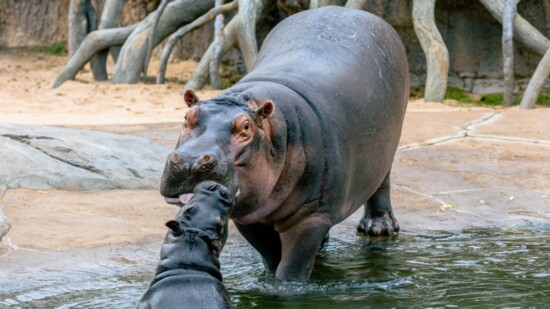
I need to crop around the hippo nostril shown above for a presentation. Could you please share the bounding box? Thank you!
[200,154,213,165]
[170,152,181,164]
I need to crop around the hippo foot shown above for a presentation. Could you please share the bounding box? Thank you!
[357,211,400,237]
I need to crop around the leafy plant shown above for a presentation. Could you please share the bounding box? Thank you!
[30,43,67,55]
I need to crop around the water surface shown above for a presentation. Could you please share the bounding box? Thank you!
[1,226,549,308]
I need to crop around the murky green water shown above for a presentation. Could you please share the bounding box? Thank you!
[1,226,549,308]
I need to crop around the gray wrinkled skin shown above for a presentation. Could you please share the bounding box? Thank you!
[161,6,409,281]
[137,182,233,309]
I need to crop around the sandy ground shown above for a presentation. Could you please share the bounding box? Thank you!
[1,51,549,256]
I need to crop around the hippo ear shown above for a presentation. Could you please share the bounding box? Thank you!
[255,101,275,120]
[183,89,200,108]
[166,220,183,236]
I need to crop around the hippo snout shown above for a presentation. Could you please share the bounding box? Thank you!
[160,148,237,205]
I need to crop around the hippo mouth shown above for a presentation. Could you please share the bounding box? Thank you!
[165,189,240,206]
[164,193,195,206]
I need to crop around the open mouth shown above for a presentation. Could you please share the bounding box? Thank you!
[164,189,241,206]
[164,193,195,206]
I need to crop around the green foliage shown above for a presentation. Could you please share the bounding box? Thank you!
[443,86,550,107]
[29,43,67,55]
[445,86,476,103]
[219,64,245,90]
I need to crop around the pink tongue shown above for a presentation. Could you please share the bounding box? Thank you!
[179,193,194,204]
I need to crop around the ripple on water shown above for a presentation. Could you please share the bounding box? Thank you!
[1,227,549,308]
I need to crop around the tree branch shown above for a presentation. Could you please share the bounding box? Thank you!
[90,0,127,81]
[502,0,518,106]
[53,25,137,89]
[143,0,170,82]
[156,1,238,84]
[520,47,550,109]
[412,0,449,103]
[210,0,226,89]
[478,0,550,56]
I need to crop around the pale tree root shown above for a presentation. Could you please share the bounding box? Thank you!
[210,0,226,90]
[412,0,449,103]
[520,47,550,109]
[238,0,262,71]
[52,25,137,89]
[478,0,550,56]
[143,0,170,82]
[478,0,550,109]
[90,0,127,81]
[184,16,240,91]
[156,1,238,84]
[184,0,270,91]
[345,0,367,9]
[502,0,518,107]
[112,0,215,84]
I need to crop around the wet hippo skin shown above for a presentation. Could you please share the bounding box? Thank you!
[160,6,409,281]
[137,182,233,308]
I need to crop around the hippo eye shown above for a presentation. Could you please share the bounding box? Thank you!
[243,121,251,131]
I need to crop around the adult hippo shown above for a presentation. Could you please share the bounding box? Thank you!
[138,181,234,308]
[160,6,409,281]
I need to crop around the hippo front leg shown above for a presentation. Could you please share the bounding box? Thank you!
[357,170,400,236]
[277,215,331,281]
[235,222,282,272]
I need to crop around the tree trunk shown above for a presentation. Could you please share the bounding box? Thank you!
[520,47,550,109]
[90,0,127,81]
[184,16,240,91]
[210,0,226,90]
[310,0,340,8]
[412,0,449,103]
[112,0,215,84]
[68,0,97,57]
[143,0,170,82]
[184,0,270,91]
[156,1,238,84]
[502,0,518,107]
[478,0,550,56]
[345,0,367,9]
[238,0,262,71]
[53,25,138,89]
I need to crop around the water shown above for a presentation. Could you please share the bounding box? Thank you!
[1,227,549,308]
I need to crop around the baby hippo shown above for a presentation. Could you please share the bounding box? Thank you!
[137,181,234,309]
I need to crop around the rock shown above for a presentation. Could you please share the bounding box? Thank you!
[0,124,170,191]
[0,208,10,241]
[472,78,504,94]
[0,176,6,198]
[0,177,8,240]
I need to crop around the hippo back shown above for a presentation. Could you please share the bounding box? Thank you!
[237,6,409,215]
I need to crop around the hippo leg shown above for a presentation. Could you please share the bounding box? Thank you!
[277,215,331,281]
[235,222,282,272]
[357,170,400,236]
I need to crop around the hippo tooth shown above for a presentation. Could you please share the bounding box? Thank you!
[235,189,241,197]
[165,197,181,205]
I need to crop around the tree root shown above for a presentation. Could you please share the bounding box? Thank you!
[156,1,238,84]
[112,0,215,84]
[210,0,226,90]
[52,25,137,89]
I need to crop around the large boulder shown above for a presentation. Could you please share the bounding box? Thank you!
[0,124,169,191]
[0,176,9,240]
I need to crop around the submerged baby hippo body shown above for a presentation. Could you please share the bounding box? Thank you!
[137,181,234,309]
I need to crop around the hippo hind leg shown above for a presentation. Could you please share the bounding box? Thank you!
[357,170,400,236]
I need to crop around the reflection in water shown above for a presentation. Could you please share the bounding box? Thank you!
[1,227,549,308]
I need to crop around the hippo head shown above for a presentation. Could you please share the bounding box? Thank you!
[160,89,276,218]
[165,181,234,256]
